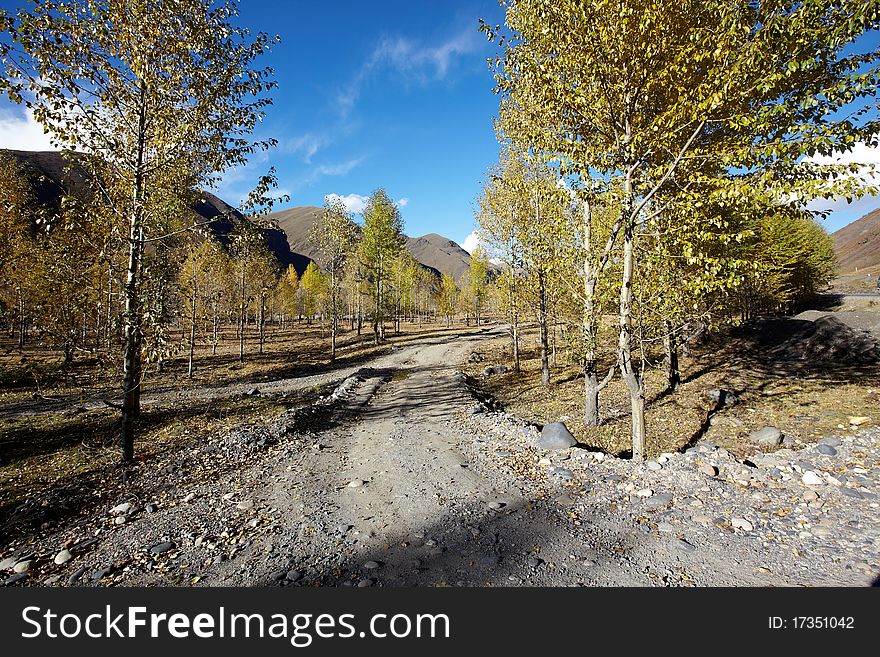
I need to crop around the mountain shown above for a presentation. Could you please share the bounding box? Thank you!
[832,207,880,274]
[0,148,310,273]
[268,206,473,283]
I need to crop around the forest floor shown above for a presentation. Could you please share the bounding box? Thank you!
[0,305,879,587]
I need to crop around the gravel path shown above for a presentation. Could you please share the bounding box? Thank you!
[3,324,878,587]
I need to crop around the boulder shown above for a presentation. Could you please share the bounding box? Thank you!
[537,422,577,450]
[482,365,509,377]
[706,389,738,407]
[749,426,782,447]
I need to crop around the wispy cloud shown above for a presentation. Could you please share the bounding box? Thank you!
[337,25,483,117]
[396,197,409,208]
[0,106,59,151]
[283,133,325,164]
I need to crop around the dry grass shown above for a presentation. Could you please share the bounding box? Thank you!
[464,322,880,459]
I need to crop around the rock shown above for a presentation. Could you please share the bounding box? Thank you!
[488,502,506,510]
[646,493,673,508]
[149,542,175,554]
[817,444,838,456]
[698,463,719,477]
[114,516,126,525]
[801,471,824,487]
[362,561,381,570]
[336,524,353,534]
[67,566,88,585]
[91,568,111,581]
[635,488,653,498]
[182,493,196,503]
[840,487,864,499]
[357,578,374,587]
[674,539,696,553]
[346,479,364,488]
[110,502,132,515]
[286,569,303,582]
[848,416,871,426]
[246,388,261,396]
[538,457,552,466]
[692,513,713,524]
[706,389,738,407]
[4,573,27,586]
[537,422,577,450]
[527,557,544,568]
[767,468,782,480]
[819,437,842,447]
[13,560,31,573]
[646,460,662,471]
[145,504,157,513]
[552,467,573,479]
[0,556,17,571]
[54,550,73,565]
[749,426,783,447]
[469,404,485,415]
[482,365,508,377]
[803,490,820,502]
[236,499,255,510]
[731,518,753,531]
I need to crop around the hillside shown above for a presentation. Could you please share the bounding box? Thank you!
[268,206,472,283]
[832,207,880,273]
[0,149,309,274]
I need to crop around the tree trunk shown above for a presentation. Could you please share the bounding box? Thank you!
[238,267,246,362]
[120,82,148,463]
[537,269,550,387]
[259,295,266,354]
[188,279,197,379]
[663,320,680,392]
[618,198,646,460]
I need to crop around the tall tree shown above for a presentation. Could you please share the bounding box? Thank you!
[310,198,359,360]
[1,0,279,462]
[359,189,404,344]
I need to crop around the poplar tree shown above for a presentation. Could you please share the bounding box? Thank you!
[1,0,279,461]
[359,189,404,344]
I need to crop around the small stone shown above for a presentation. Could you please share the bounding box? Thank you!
[674,539,696,553]
[749,426,783,447]
[270,569,286,582]
[149,542,175,554]
[13,560,31,573]
[819,437,842,447]
[803,490,819,502]
[527,557,544,568]
[767,468,782,480]
[110,502,132,515]
[538,457,552,466]
[646,460,662,471]
[357,578,374,587]
[362,561,381,570]
[285,569,303,582]
[67,566,88,584]
[698,463,719,477]
[817,444,838,456]
[54,550,73,565]
[246,388,261,396]
[0,556,18,570]
[646,493,673,508]
[706,389,738,407]
[731,518,753,532]
[802,471,824,487]
[4,573,27,586]
[692,513,712,524]
[840,487,864,499]
[236,500,254,510]
[145,504,157,513]
[182,493,196,503]
[347,479,364,488]
[537,422,577,450]
[488,502,506,510]
[336,524,352,534]
[114,516,126,525]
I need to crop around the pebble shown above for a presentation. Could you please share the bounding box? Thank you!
[237,500,254,510]
[692,513,712,524]
[286,570,303,582]
[0,557,18,570]
[13,560,31,573]
[54,550,73,565]
[803,490,820,503]
[357,578,374,587]
[67,566,88,584]
[646,493,673,508]
[819,437,842,447]
[635,488,653,498]
[731,518,754,532]
[674,539,696,553]
[145,504,157,513]
[362,561,381,570]
[347,479,364,488]
[110,502,132,515]
[527,557,544,568]
[114,516,126,525]
[749,426,783,447]
[336,524,353,534]
[646,461,662,471]
[698,464,719,477]
[488,502,506,510]
[182,493,196,503]
[802,471,824,487]
[149,542,175,554]
[4,573,27,586]
[817,444,838,456]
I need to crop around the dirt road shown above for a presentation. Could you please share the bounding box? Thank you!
[3,324,878,587]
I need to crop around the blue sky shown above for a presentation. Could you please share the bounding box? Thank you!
[0,0,878,246]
